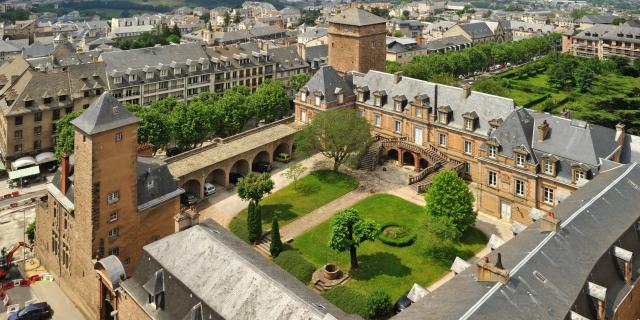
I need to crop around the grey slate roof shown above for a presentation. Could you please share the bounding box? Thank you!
[488,108,537,164]
[21,41,53,58]
[304,66,353,103]
[575,23,640,44]
[0,40,20,53]
[100,43,210,75]
[71,92,140,135]
[458,22,495,39]
[136,157,183,210]
[121,220,350,320]
[329,8,386,26]
[580,14,617,24]
[425,35,471,51]
[271,45,309,72]
[395,162,640,320]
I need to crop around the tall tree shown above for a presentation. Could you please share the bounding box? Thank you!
[249,80,290,122]
[54,111,83,160]
[238,172,275,243]
[126,101,172,154]
[295,109,371,171]
[270,216,283,257]
[288,73,311,93]
[169,100,213,149]
[328,208,379,269]
[424,170,476,240]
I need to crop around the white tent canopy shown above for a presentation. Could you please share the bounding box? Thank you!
[11,156,37,170]
[35,152,56,164]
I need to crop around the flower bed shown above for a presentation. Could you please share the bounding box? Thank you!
[378,223,416,247]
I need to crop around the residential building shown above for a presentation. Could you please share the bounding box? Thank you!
[578,14,618,29]
[424,35,472,54]
[386,37,429,64]
[503,20,554,41]
[0,39,21,63]
[271,45,310,95]
[297,26,328,47]
[110,14,165,29]
[387,19,425,38]
[205,42,275,94]
[34,93,183,318]
[563,22,640,60]
[95,220,349,320]
[423,21,457,40]
[443,21,511,44]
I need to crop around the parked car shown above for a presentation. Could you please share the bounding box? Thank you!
[274,153,290,163]
[9,302,53,320]
[229,173,244,184]
[180,192,198,206]
[204,182,216,196]
[166,147,183,157]
[394,293,412,313]
[252,161,272,173]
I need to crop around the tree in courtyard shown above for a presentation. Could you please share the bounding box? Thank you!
[238,172,275,243]
[211,86,252,137]
[270,216,283,257]
[295,109,371,171]
[424,170,475,241]
[169,100,213,149]
[365,291,393,320]
[328,208,380,269]
[288,74,311,93]
[283,163,306,190]
[249,80,290,122]
[247,201,261,243]
[54,111,83,160]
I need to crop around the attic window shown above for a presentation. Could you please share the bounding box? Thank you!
[160,69,168,77]
[144,269,165,311]
[488,145,498,159]
[146,71,154,80]
[202,63,209,70]
[113,76,122,84]
[515,153,526,167]
[128,74,137,82]
[437,106,452,125]
[571,163,589,184]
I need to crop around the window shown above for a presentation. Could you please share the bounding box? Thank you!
[107,191,120,204]
[59,95,67,102]
[128,74,137,82]
[515,179,525,196]
[338,93,344,104]
[53,109,60,121]
[174,67,181,76]
[488,145,497,159]
[189,65,197,72]
[25,100,33,108]
[488,171,497,187]
[15,116,22,126]
[202,63,209,71]
[14,144,22,152]
[543,161,554,175]
[370,40,376,48]
[113,76,122,84]
[108,212,118,223]
[394,101,402,112]
[464,162,471,174]
[146,72,154,80]
[159,81,168,90]
[108,247,120,256]
[543,187,554,204]
[34,112,42,122]
[123,257,131,266]
[160,69,168,77]
[65,107,72,114]
[300,110,307,123]
[439,133,447,146]
[516,154,526,167]
[394,120,401,133]
[108,227,120,238]
[374,114,382,127]
[574,169,586,182]
[300,92,306,102]
[415,107,422,118]
[14,130,22,139]
[464,141,472,154]
[33,140,41,150]
[464,118,474,131]
[438,112,448,124]
[34,126,41,136]
[115,132,123,142]
[357,92,364,102]
[315,96,321,106]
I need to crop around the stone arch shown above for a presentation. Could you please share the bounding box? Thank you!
[419,158,428,170]
[402,151,416,166]
[182,179,201,196]
[253,150,271,165]
[387,149,399,162]
[205,168,226,187]
[230,159,250,177]
[273,142,290,161]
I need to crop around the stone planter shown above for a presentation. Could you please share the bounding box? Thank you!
[323,264,341,280]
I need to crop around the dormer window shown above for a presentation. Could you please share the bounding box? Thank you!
[541,154,557,176]
[515,153,526,167]
[462,111,478,131]
[189,64,197,72]
[373,90,386,107]
[357,92,364,102]
[356,86,369,103]
[202,63,209,71]
[128,74,137,82]
[113,76,122,84]
[313,91,323,107]
[415,107,422,118]
[464,118,473,130]
[393,95,407,112]
[146,72,154,80]
[437,106,452,125]
[335,88,344,104]
[571,163,590,184]
[300,87,308,102]
[488,146,497,158]
[144,269,165,311]
[174,67,181,76]
[160,69,168,77]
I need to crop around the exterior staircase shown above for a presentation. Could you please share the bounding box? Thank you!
[254,233,272,257]
[358,141,382,171]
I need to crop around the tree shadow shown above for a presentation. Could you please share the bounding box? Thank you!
[260,203,295,223]
[349,252,411,280]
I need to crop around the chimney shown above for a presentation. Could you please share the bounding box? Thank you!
[537,120,549,141]
[61,153,70,195]
[394,71,403,84]
[462,84,471,98]
[476,253,509,284]
[615,123,625,146]
[540,211,561,232]
[415,36,422,45]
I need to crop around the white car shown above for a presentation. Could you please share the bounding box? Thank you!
[204,182,216,196]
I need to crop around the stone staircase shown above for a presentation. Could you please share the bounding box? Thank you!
[254,233,272,257]
[358,141,382,171]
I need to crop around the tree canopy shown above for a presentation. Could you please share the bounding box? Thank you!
[295,109,371,171]
[237,172,275,205]
[425,170,476,240]
[55,111,83,160]
[249,80,290,122]
[328,208,380,269]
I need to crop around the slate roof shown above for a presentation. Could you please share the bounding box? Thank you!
[121,220,350,320]
[100,43,209,76]
[136,157,183,211]
[580,14,617,24]
[575,23,640,44]
[304,66,354,103]
[395,162,640,320]
[457,22,495,39]
[271,45,309,72]
[425,35,471,51]
[71,92,140,135]
[329,8,386,26]
[21,41,53,58]
[0,40,20,53]
[487,108,537,164]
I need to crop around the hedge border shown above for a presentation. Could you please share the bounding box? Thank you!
[378,223,416,247]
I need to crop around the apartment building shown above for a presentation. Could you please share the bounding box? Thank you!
[443,21,511,44]
[387,19,425,38]
[205,42,275,94]
[563,22,640,60]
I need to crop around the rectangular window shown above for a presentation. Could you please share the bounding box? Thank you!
[14,144,22,152]
[65,107,73,114]
[15,116,23,126]
[488,145,497,159]
[370,40,376,48]
[160,70,168,77]
[34,126,41,136]
[515,179,525,196]
[439,133,447,146]
[115,132,123,142]
[374,114,382,127]
[464,162,471,174]
[543,187,554,204]
[415,107,422,117]
[488,171,497,187]
[315,96,321,106]
[113,76,122,84]
[464,118,473,131]
[574,170,586,181]
[146,72,154,80]
[53,109,60,121]
[464,141,472,154]
[108,212,118,223]
[516,154,526,167]
[300,110,307,123]
[108,247,120,256]
[33,140,41,150]
[107,191,120,204]
[59,95,67,102]
[544,161,554,174]
[34,112,42,122]
[394,120,401,133]
[14,130,22,139]
[123,257,131,266]
[439,112,447,124]
[108,227,120,238]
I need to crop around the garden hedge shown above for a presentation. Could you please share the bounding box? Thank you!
[378,223,417,247]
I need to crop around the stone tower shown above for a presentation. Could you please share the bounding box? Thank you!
[328,8,386,76]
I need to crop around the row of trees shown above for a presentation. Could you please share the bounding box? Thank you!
[386,33,561,84]
[55,80,290,158]
[113,24,182,50]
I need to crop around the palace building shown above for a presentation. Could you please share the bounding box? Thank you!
[295,8,640,225]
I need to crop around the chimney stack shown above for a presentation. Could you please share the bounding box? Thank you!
[61,153,70,195]
[615,123,626,146]
[476,253,509,284]
[540,211,561,232]
[415,36,423,45]
[394,71,403,84]
[462,83,471,98]
[537,120,550,141]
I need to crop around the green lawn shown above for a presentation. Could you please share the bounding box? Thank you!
[284,194,487,314]
[229,170,358,242]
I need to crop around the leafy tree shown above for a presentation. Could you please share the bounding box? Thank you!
[328,209,380,269]
[482,10,492,18]
[288,73,311,93]
[126,101,172,154]
[247,201,261,243]
[211,87,252,136]
[200,13,210,23]
[238,172,275,243]
[574,64,595,92]
[428,73,458,86]
[365,291,393,320]
[223,12,230,26]
[392,31,404,38]
[249,80,290,122]
[295,109,371,171]
[612,17,626,25]
[473,78,508,96]
[55,111,83,160]
[270,216,283,257]
[169,100,213,149]
[166,34,180,43]
[171,24,181,36]
[26,221,36,243]
[547,56,577,89]
[369,7,390,19]
[424,170,476,240]
[283,163,306,190]
[299,9,321,26]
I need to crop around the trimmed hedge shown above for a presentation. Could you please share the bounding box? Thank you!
[273,249,315,284]
[321,286,368,318]
[378,223,416,247]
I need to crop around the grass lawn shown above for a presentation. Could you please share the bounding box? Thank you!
[229,170,358,242]
[284,194,487,314]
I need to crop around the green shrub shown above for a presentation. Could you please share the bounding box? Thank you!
[247,201,262,243]
[321,286,368,318]
[273,249,315,284]
[26,221,36,243]
[378,223,416,247]
[365,290,394,320]
[270,217,283,257]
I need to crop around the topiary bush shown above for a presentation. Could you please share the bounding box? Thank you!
[365,290,394,320]
[273,249,315,284]
[321,286,368,318]
[247,201,262,243]
[378,223,416,247]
